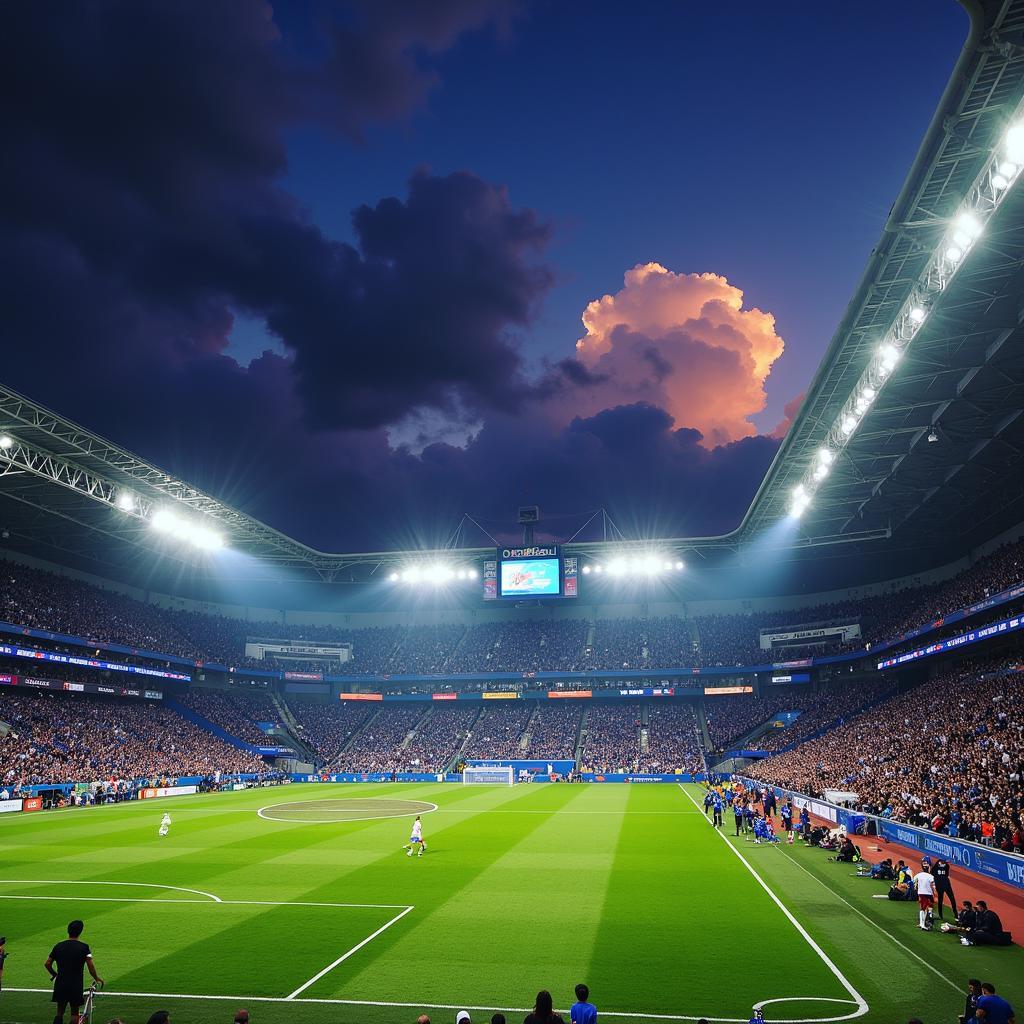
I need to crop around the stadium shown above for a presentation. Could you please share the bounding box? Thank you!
[1,4,1024,1024]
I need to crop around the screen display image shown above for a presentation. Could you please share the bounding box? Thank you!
[500,558,561,597]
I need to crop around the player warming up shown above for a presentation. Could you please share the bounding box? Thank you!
[403,815,427,857]
[158,812,171,837]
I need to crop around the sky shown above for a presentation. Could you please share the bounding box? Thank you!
[0,0,969,551]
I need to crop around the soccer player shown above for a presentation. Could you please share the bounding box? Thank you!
[403,815,427,857]
[780,800,794,843]
[158,812,171,837]
[912,861,936,930]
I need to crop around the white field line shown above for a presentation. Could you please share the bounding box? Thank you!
[431,809,705,815]
[285,904,416,999]
[0,880,222,901]
[0,895,412,909]
[677,785,868,1021]
[769,843,963,993]
[1,988,871,1023]
[257,800,438,824]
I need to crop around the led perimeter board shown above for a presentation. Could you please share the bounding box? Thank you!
[483,545,578,601]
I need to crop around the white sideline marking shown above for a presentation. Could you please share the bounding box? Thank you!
[770,844,962,993]
[2,988,870,1022]
[678,785,868,1021]
[285,904,416,999]
[257,800,438,824]
[0,880,222,902]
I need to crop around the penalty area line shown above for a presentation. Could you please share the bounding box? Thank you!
[677,785,868,1021]
[285,904,415,999]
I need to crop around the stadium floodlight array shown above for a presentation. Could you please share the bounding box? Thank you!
[0,430,226,552]
[150,507,226,550]
[389,564,478,584]
[582,554,684,576]
[788,111,1024,519]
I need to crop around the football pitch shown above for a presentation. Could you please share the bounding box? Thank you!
[0,782,1021,1024]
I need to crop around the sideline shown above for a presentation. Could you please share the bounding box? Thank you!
[677,784,869,1021]
[0,879,222,902]
[768,843,962,994]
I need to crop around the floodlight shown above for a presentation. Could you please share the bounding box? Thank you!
[1004,122,1024,162]
[999,161,1018,178]
[945,246,963,262]
[955,212,983,239]
[663,560,673,571]
[818,448,834,465]
[192,527,224,551]
[992,173,1009,191]
[908,306,926,324]
[151,508,178,532]
[388,572,399,582]
[116,492,135,511]
[0,435,12,450]
[467,568,477,579]
[813,464,829,481]
[675,561,684,571]
[594,564,604,574]
[582,565,591,574]
[608,558,626,576]
[841,415,858,435]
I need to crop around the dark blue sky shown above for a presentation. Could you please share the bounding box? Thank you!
[272,0,968,430]
[1,1,970,549]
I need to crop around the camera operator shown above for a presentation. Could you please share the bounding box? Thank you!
[45,920,104,1024]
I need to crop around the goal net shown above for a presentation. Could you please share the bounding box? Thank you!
[463,765,514,785]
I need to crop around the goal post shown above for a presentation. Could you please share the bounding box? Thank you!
[462,765,515,786]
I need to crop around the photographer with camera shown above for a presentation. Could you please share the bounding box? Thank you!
[45,920,104,1024]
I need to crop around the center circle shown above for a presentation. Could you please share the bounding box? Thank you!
[257,797,438,824]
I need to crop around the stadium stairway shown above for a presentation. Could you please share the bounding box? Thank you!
[519,703,539,751]
[447,704,483,771]
[269,692,319,764]
[695,701,712,751]
[573,706,588,762]
[400,705,433,750]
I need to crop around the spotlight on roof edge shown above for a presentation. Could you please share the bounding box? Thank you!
[149,507,225,551]
[0,435,13,450]
[782,107,1024,524]
[584,554,684,578]
[393,564,477,585]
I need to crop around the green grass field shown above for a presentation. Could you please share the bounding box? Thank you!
[0,782,1020,1024]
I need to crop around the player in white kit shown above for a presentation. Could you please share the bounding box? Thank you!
[403,815,427,857]
[158,812,171,837]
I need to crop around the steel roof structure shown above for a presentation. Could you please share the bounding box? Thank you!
[2,0,1024,591]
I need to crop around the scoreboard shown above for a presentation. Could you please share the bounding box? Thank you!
[483,545,578,601]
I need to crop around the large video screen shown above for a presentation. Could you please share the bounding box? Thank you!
[499,557,561,597]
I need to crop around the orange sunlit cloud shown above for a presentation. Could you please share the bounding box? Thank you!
[573,263,786,447]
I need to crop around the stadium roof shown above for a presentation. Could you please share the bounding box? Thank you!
[3,0,1024,593]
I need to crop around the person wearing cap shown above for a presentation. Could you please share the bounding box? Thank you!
[457,1012,472,1024]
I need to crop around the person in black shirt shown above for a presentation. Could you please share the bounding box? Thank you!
[45,920,104,1024]
[962,901,1004,946]
[524,990,565,1024]
[960,979,983,1024]
[932,858,956,919]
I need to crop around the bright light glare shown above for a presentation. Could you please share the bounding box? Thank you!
[192,528,224,551]
[675,561,684,571]
[992,173,1009,191]
[116,492,135,511]
[946,246,963,262]
[151,508,178,533]
[841,415,858,435]
[818,448,834,465]
[955,213,983,239]
[388,572,399,582]
[909,306,926,324]
[1004,122,1024,162]
[0,435,12,450]
[582,565,591,574]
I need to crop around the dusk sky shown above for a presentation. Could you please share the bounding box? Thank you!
[1,1,968,551]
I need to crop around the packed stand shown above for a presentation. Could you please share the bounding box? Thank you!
[462,702,533,759]
[330,703,426,773]
[752,658,1024,850]
[754,679,896,752]
[484,619,588,672]
[177,688,280,746]
[580,703,641,772]
[527,703,583,759]
[286,699,377,764]
[638,703,705,774]
[705,691,819,750]
[0,688,266,788]
[401,703,479,771]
